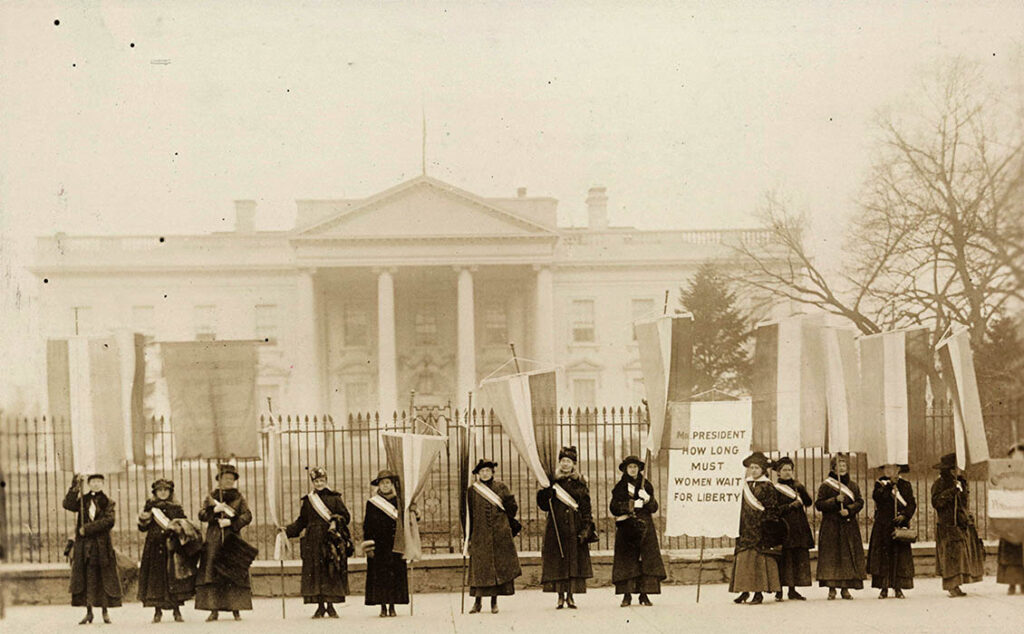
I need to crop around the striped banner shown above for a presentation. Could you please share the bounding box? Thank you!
[479,369,559,487]
[856,328,929,468]
[822,327,861,453]
[46,335,144,474]
[382,432,447,562]
[937,328,990,468]
[635,315,694,454]
[751,315,827,452]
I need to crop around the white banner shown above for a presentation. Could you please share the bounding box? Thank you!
[665,400,752,538]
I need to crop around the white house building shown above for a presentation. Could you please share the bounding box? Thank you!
[30,175,784,418]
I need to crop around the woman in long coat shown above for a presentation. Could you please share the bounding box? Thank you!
[609,455,665,607]
[195,464,254,621]
[137,479,191,622]
[932,453,985,597]
[997,443,1024,595]
[63,473,122,624]
[814,453,866,600]
[466,459,522,614]
[537,446,594,609]
[867,464,916,598]
[772,456,813,601]
[285,467,351,618]
[730,452,782,605]
[362,469,409,617]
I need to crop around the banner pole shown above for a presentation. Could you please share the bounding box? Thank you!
[695,536,705,604]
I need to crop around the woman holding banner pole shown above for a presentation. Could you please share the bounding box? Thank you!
[466,459,522,614]
[537,446,595,609]
[730,452,782,605]
[814,454,866,600]
[610,455,665,607]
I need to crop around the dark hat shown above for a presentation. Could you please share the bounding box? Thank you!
[618,455,645,473]
[215,464,240,480]
[151,478,174,494]
[558,446,578,463]
[86,473,105,482]
[371,469,399,486]
[742,451,770,470]
[933,453,957,470]
[472,459,498,474]
[772,456,794,471]
[1008,442,1024,457]
[308,467,327,481]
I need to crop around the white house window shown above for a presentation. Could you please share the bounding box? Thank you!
[631,298,655,340]
[71,306,92,335]
[193,305,216,341]
[131,305,155,335]
[254,304,277,341]
[344,304,370,347]
[572,378,597,408]
[571,299,596,343]
[414,303,438,346]
[483,305,508,346]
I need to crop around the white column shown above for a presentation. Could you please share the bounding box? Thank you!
[533,264,555,364]
[295,268,323,413]
[456,266,477,410]
[376,267,398,418]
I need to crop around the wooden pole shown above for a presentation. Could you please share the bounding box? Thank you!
[695,537,706,603]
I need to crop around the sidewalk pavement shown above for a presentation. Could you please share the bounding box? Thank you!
[3,577,1024,633]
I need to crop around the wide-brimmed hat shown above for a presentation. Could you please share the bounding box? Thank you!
[772,456,794,471]
[742,451,770,470]
[1008,442,1024,457]
[371,469,399,486]
[215,464,240,480]
[933,453,957,470]
[472,459,498,474]
[618,455,645,473]
[308,466,328,481]
[558,446,578,463]
[151,478,174,494]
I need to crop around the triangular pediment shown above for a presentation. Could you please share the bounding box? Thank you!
[295,176,557,240]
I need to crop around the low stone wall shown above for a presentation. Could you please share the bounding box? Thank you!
[0,543,1001,606]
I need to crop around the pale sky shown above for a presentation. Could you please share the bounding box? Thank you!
[2,0,1023,403]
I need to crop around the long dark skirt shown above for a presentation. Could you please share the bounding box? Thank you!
[194,584,253,612]
[470,580,516,597]
[729,549,781,593]
[614,576,661,594]
[777,547,812,587]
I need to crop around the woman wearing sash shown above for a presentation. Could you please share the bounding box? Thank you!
[137,479,190,622]
[932,453,984,597]
[610,455,665,607]
[362,469,409,617]
[63,473,122,624]
[537,446,594,609]
[467,459,522,614]
[997,443,1024,595]
[814,453,866,599]
[730,452,781,605]
[867,464,916,599]
[771,457,813,601]
[284,467,351,618]
[195,464,254,621]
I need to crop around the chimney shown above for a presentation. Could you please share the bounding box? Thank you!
[586,186,608,230]
[517,187,528,198]
[234,200,256,233]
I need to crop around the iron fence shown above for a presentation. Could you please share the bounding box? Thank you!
[0,398,1020,564]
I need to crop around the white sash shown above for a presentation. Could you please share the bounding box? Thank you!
[151,506,171,530]
[774,482,798,500]
[742,478,767,512]
[308,490,334,523]
[369,494,399,521]
[824,477,856,501]
[552,483,580,512]
[472,482,506,511]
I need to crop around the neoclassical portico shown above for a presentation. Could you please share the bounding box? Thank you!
[289,176,560,415]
